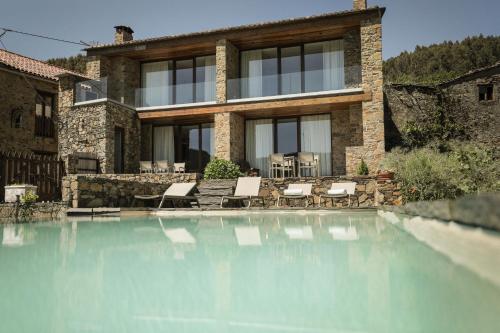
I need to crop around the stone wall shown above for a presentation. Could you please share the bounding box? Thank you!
[384,69,500,149]
[0,69,58,154]
[216,39,239,103]
[332,105,364,175]
[214,112,244,162]
[62,173,199,208]
[58,99,140,173]
[0,202,68,220]
[199,177,401,209]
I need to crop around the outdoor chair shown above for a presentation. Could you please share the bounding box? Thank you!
[173,162,186,173]
[276,183,313,207]
[155,160,172,173]
[133,182,200,208]
[298,152,318,177]
[220,177,265,208]
[140,161,154,173]
[269,154,294,178]
[318,182,357,207]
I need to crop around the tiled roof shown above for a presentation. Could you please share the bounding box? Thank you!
[439,61,500,87]
[0,49,84,81]
[86,6,385,51]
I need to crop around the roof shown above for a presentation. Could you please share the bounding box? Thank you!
[439,61,500,87]
[0,49,85,81]
[86,6,385,52]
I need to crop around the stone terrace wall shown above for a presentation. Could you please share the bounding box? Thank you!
[63,173,199,208]
[199,177,402,208]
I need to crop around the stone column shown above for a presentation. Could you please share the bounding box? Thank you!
[216,39,239,103]
[359,16,385,174]
[85,55,110,80]
[214,112,244,162]
[109,56,140,106]
[57,74,78,167]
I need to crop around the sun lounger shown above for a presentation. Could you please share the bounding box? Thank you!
[318,182,357,207]
[220,177,265,208]
[276,183,313,207]
[134,182,199,208]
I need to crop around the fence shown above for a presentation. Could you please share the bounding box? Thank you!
[0,151,65,202]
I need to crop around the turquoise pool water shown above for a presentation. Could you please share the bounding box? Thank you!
[1,211,499,332]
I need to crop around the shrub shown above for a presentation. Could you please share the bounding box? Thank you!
[204,158,242,179]
[19,191,39,221]
[357,159,369,176]
[382,142,500,203]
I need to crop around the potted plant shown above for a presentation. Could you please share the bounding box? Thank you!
[4,184,38,203]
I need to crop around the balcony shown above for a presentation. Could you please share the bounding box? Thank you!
[227,66,362,102]
[75,77,107,104]
[135,81,216,109]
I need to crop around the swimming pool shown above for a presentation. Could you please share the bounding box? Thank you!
[1,211,499,332]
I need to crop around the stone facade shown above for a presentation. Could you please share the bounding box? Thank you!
[216,39,239,103]
[214,112,245,162]
[63,173,199,208]
[384,65,500,149]
[0,69,58,154]
[58,99,140,173]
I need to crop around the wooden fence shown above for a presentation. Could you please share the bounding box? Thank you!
[0,151,65,202]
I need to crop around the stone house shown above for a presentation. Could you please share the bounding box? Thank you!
[0,49,86,155]
[384,62,500,149]
[59,0,385,175]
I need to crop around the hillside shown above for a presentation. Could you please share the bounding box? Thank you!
[46,54,86,74]
[384,35,500,85]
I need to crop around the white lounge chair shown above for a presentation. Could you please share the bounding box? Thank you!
[173,163,186,173]
[134,182,199,208]
[276,183,313,207]
[220,177,265,208]
[318,182,357,207]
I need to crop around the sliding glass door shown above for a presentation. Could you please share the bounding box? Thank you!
[245,115,332,176]
[304,40,344,92]
[241,48,278,98]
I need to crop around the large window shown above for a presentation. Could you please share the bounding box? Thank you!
[239,40,345,99]
[140,55,216,107]
[35,92,54,138]
[245,115,332,176]
[152,123,214,172]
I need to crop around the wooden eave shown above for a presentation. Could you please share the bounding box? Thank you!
[138,90,371,123]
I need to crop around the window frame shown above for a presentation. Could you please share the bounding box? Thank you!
[35,91,55,138]
[478,84,494,102]
[239,38,344,96]
[140,54,216,106]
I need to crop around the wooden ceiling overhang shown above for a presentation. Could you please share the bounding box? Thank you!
[87,9,384,61]
[138,90,371,124]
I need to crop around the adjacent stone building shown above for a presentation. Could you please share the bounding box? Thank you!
[0,49,84,155]
[60,0,386,176]
[384,62,500,149]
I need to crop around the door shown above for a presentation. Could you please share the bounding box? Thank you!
[114,127,124,173]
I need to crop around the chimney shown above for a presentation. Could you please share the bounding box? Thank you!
[353,0,367,10]
[114,25,134,43]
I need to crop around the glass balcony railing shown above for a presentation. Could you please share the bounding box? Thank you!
[227,66,361,100]
[75,77,107,103]
[135,81,216,108]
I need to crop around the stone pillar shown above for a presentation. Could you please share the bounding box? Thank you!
[108,56,140,105]
[353,0,367,10]
[359,16,385,175]
[216,39,239,103]
[214,112,244,162]
[85,55,110,80]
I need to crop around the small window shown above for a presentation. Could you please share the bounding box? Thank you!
[11,109,23,128]
[479,84,494,101]
[35,92,55,137]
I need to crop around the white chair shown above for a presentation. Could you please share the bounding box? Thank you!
[140,161,154,173]
[155,160,172,173]
[133,182,199,208]
[318,182,357,207]
[173,162,186,173]
[269,154,294,178]
[298,152,318,177]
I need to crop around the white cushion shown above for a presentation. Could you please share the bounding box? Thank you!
[328,189,347,195]
[284,189,303,196]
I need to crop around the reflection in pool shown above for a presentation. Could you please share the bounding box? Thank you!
[0,211,499,333]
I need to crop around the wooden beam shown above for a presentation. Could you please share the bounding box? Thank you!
[138,91,371,121]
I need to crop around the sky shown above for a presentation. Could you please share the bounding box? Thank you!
[0,0,499,61]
